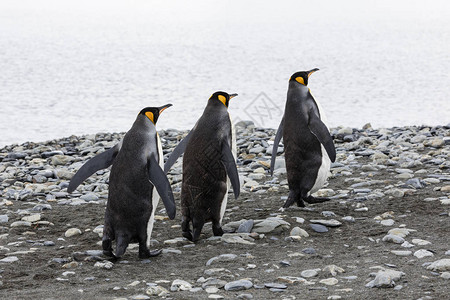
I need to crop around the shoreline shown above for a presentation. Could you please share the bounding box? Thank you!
[0,121,449,299]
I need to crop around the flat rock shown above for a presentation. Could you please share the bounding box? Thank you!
[382,234,405,244]
[65,228,82,237]
[309,224,328,233]
[224,279,253,291]
[320,278,338,285]
[206,254,237,266]
[301,269,318,278]
[391,250,412,256]
[310,219,342,227]
[170,279,192,291]
[237,220,254,233]
[414,249,434,259]
[290,227,309,237]
[0,256,19,263]
[221,233,255,245]
[252,217,290,234]
[426,259,450,271]
[366,269,405,288]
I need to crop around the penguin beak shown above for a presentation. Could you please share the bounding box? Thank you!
[158,104,173,114]
[229,93,238,99]
[307,68,319,77]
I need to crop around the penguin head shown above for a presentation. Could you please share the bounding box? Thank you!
[289,68,319,86]
[139,104,172,124]
[209,91,238,108]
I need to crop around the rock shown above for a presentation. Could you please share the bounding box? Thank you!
[380,219,395,226]
[414,249,434,259]
[441,185,450,192]
[65,228,82,237]
[290,227,309,237]
[264,283,287,289]
[382,234,405,244]
[0,256,18,263]
[94,261,113,270]
[202,278,227,289]
[206,254,237,266]
[310,219,342,227]
[388,228,414,238]
[21,214,41,222]
[224,279,253,291]
[0,215,9,223]
[51,155,74,166]
[320,278,338,285]
[80,193,99,202]
[411,239,431,246]
[146,286,169,296]
[10,221,32,227]
[301,269,318,278]
[441,272,450,279]
[323,265,345,276]
[366,269,405,288]
[237,220,254,233]
[221,233,255,245]
[163,237,191,245]
[391,250,412,256]
[309,224,328,233]
[277,276,308,284]
[426,259,450,271]
[252,218,290,234]
[170,279,192,291]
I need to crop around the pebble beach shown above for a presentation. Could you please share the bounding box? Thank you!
[0,121,449,299]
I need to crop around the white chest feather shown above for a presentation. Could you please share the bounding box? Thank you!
[146,134,163,247]
[219,115,236,224]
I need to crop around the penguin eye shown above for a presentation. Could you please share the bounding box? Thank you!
[145,112,155,123]
[295,77,305,85]
[218,95,227,106]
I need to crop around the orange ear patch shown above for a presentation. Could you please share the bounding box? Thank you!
[295,77,305,85]
[218,95,227,106]
[145,112,155,123]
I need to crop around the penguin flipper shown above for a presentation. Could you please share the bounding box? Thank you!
[163,129,194,173]
[270,117,284,176]
[221,142,240,199]
[308,112,336,162]
[148,156,176,219]
[67,143,121,193]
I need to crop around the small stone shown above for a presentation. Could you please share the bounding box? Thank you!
[319,278,338,285]
[380,219,395,226]
[411,239,431,246]
[0,215,8,223]
[170,279,192,291]
[208,295,224,299]
[62,261,79,269]
[310,219,342,227]
[441,185,450,192]
[366,269,405,288]
[440,272,450,279]
[341,216,355,222]
[426,259,450,271]
[328,296,342,300]
[21,214,41,222]
[323,265,345,276]
[237,220,254,233]
[130,295,150,300]
[65,228,82,237]
[301,269,318,278]
[206,253,237,266]
[264,282,287,289]
[237,293,253,299]
[205,287,219,294]
[290,227,309,237]
[221,233,255,245]
[224,279,253,291]
[94,261,113,269]
[310,224,328,233]
[146,286,169,296]
[277,276,307,284]
[414,249,434,259]
[163,237,190,245]
[10,221,32,227]
[388,228,414,238]
[382,234,405,244]
[391,250,412,256]
[0,256,18,263]
[302,248,316,255]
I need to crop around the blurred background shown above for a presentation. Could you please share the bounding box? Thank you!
[0,0,449,146]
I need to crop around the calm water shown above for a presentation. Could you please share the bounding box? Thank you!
[1,0,449,147]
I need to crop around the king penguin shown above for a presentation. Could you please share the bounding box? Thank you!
[67,104,176,259]
[270,69,336,208]
[164,92,240,242]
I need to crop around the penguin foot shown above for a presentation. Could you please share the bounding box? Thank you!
[304,196,331,204]
[103,249,115,257]
[182,231,193,241]
[212,226,224,236]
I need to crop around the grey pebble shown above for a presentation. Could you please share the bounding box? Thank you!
[224,279,253,291]
[302,248,316,255]
[309,224,328,233]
